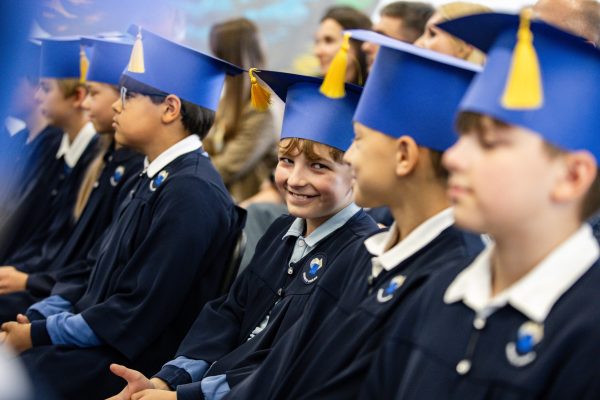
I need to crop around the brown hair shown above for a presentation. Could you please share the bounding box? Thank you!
[207,18,265,148]
[321,6,372,85]
[279,137,345,164]
[380,1,434,42]
[456,111,600,220]
[57,78,86,98]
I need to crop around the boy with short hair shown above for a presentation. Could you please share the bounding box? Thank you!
[0,36,143,323]
[225,30,484,399]
[106,70,380,400]
[360,12,600,399]
[0,26,245,399]
[0,37,98,266]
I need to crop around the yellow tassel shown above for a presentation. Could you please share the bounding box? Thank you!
[128,26,145,73]
[249,68,271,111]
[79,46,89,83]
[320,32,350,98]
[501,8,543,109]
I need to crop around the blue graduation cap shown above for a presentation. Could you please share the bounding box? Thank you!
[347,30,481,152]
[252,69,362,151]
[20,40,41,81]
[122,25,244,111]
[81,36,133,85]
[439,12,600,158]
[38,37,82,79]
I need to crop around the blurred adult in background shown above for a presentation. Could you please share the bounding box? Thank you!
[415,1,491,65]
[203,18,279,203]
[363,1,434,70]
[534,0,600,46]
[314,5,372,85]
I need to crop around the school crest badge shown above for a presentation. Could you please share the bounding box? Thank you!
[149,170,169,191]
[302,256,325,284]
[505,321,544,367]
[110,165,126,186]
[376,275,406,303]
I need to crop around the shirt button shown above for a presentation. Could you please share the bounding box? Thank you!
[456,359,471,375]
[277,288,284,296]
[287,267,293,275]
[473,317,486,330]
[93,181,99,188]
[298,239,305,248]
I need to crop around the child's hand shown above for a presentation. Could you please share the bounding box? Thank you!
[0,266,28,295]
[132,389,177,400]
[107,364,157,400]
[0,321,32,353]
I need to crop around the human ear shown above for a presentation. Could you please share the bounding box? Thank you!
[551,151,597,204]
[394,135,419,177]
[161,95,182,124]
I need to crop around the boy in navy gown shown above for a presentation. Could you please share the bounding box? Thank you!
[107,70,380,400]
[0,36,144,322]
[225,30,484,399]
[360,11,600,399]
[0,37,98,266]
[0,26,245,399]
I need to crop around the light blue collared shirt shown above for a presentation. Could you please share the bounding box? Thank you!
[282,202,361,265]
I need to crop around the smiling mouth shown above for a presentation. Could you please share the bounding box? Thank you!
[287,190,318,200]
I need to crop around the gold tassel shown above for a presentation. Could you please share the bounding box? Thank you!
[249,68,271,111]
[79,46,89,83]
[501,8,543,109]
[320,32,350,98]
[128,26,145,73]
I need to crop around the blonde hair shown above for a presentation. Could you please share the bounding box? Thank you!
[437,2,492,65]
[73,135,113,221]
[57,78,86,98]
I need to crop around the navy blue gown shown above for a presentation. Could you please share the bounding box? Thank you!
[20,148,245,400]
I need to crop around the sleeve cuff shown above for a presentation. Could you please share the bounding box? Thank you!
[30,320,52,347]
[177,382,205,400]
[153,365,193,389]
[25,309,45,322]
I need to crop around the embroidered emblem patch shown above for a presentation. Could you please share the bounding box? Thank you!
[376,275,406,303]
[110,165,126,187]
[302,256,325,284]
[149,170,169,191]
[505,321,544,367]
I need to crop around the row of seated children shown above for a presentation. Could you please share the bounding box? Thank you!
[1,3,599,400]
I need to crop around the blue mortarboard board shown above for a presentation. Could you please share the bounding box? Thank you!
[80,36,133,85]
[38,37,82,79]
[254,69,362,151]
[122,25,244,110]
[348,29,481,151]
[439,13,600,158]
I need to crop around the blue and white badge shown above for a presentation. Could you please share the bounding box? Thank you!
[505,321,544,367]
[302,256,326,284]
[149,170,169,191]
[110,165,126,186]
[376,275,406,303]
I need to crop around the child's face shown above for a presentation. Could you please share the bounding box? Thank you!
[82,82,119,134]
[35,78,76,127]
[344,122,399,208]
[443,117,561,235]
[414,13,471,60]
[111,87,163,150]
[275,139,354,228]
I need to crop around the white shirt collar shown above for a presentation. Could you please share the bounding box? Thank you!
[5,117,26,136]
[144,135,202,178]
[365,208,454,278]
[444,224,600,323]
[55,122,97,168]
